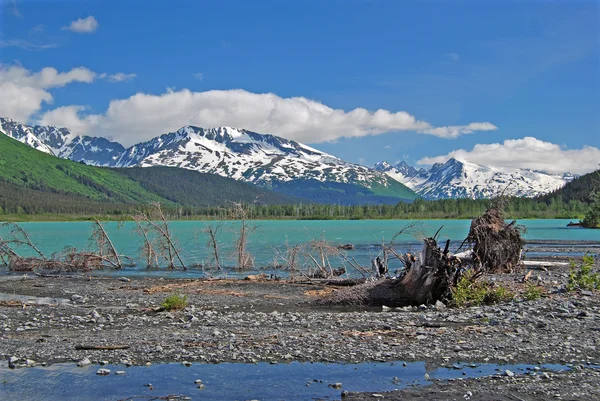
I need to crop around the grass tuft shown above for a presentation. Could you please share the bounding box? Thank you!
[162,293,188,311]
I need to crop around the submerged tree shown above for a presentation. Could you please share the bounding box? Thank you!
[89,219,123,269]
[229,202,256,269]
[132,203,186,270]
[202,221,224,270]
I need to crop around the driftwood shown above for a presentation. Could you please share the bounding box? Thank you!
[466,207,524,273]
[321,237,462,307]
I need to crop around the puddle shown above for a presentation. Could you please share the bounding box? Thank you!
[0,360,577,400]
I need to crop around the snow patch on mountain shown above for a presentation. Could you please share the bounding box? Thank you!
[374,158,572,199]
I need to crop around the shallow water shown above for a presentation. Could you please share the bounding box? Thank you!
[1,219,598,278]
[0,361,574,400]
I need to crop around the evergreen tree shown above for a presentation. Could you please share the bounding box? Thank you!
[582,191,600,228]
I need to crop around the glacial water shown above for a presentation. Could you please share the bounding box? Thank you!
[0,360,575,401]
[1,219,598,277]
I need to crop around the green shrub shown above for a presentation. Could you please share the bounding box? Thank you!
[162,293,188,311]
[524,284,544,301]
[451,271,514,307]
[567,255,599,291]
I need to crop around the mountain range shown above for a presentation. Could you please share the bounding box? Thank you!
[373,159,574,200]
[0,117,573,203]
[0,118,416,205]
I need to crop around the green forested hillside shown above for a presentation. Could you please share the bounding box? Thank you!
[0,133,171,213]
[0,134,298,215]
[538,170,600,204]
[116,166,298,207]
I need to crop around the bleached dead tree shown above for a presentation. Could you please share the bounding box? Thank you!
[132,213,159,268]
[228,202,256,269]
[202,221,225,270]
[132,203,186,270]
[89,219,123,269]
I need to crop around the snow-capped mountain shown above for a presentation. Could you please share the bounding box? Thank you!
[373,161,429,190]
[0,118,416,204]
[111,125,397,187]
[0,117,125,164]
[374,158,573,199]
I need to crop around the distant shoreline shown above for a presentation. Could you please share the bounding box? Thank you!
[0,214,587,223]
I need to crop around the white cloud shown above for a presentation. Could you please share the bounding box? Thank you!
[0,65,95,122]
[29,24,45,35]
[38,105,95,134]
[103,72,137,82]
[419,122,498,139]
[0,65,133,123]
[62,16,99,33]
[38,88,497,146]
[0,39,58,50]
[418,137,600,175]
[193,72,204,81]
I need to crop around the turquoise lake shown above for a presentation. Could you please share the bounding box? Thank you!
[2,219,598,277]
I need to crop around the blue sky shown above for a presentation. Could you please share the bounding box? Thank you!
[0,0,598,174]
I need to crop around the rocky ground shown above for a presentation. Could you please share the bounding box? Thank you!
[0,258,598,400]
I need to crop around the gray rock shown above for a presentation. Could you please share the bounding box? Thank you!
[71,294,84,302]
[505,369,515,377]
[96,368,111,375]
[77,357,91,367]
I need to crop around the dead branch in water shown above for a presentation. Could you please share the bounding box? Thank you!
[132,213,159,268]
[89,219,122,269]
[202,221,225,270]
[228,202,256,270]
[132,203,187,270]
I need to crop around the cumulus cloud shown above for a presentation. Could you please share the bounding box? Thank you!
[0,65,95,122]
[37,88,497,146]
[0,65,134,123]
[62,16,99,33]
[418,137,600,175]
[38,106,99,135]
[100,72,137,82]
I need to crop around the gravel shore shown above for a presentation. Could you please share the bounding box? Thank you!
[0,258,598,399]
